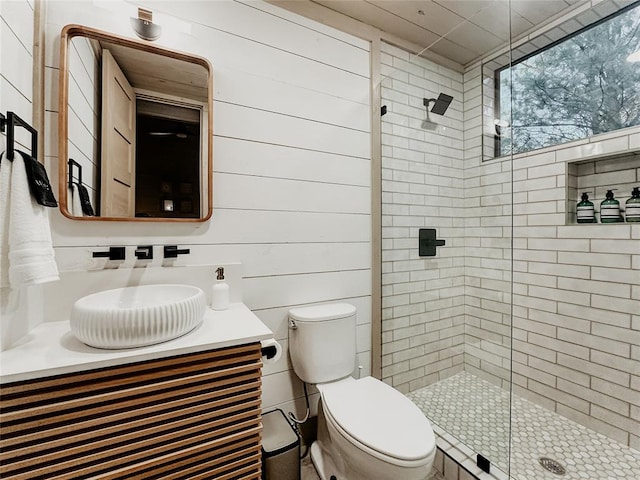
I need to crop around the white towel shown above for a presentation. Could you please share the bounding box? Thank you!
[0,152,11,287]
[0,150,59,288]
[69,183,83,217]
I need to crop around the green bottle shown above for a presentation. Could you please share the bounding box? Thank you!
[600,190,622,223]
[625,187,640,223]
[576,192,596,223]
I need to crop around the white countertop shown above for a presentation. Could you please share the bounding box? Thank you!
[0,303,273,384]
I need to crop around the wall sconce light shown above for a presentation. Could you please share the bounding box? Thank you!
[131,8,162,41]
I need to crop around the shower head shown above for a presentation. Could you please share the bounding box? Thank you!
[423,93,454,115]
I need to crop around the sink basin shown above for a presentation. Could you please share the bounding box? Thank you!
[70,284,206,349]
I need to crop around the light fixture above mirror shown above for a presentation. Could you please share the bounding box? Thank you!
[130,8,161,41]
[58,24,213,222]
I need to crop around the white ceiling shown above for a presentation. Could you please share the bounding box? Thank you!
[275,0,594,66]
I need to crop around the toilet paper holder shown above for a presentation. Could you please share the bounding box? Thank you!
[260,339,282,364]
[261,344,278,359]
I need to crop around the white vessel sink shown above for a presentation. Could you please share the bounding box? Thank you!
[70,284,206,349]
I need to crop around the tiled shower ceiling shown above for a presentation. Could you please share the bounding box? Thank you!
[307,0,590,65]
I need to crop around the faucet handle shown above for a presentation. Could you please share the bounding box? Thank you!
[135,245,153,260]
[163,245,190,258]
[92,246,125,260]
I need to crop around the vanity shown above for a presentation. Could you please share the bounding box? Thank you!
[0,302,273,479]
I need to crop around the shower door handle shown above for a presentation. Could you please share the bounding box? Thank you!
[419,228,446,257]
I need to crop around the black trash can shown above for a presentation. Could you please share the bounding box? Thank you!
[261,409,300,480]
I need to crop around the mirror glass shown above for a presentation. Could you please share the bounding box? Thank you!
[59,25,212,221]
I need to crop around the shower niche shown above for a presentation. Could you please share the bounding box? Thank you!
[566,150,640,224]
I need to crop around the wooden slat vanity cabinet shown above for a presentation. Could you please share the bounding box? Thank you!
[0,343,263,479]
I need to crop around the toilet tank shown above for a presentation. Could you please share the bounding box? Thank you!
[288,303,357,384]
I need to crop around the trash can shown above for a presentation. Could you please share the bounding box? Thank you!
[262,409,300,480]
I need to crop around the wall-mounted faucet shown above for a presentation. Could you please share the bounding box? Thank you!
[92,246,126,260]
[135,245,153,260]
[163,245,190,258]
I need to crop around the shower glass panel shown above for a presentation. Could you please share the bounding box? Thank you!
[378,1,515,476]
[506,2,640,479]
[379,0,640,478]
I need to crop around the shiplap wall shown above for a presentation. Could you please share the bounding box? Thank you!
[0,0,34,130]
[0,0,37,349]
[66,35,99,210]
[36,0,372,416]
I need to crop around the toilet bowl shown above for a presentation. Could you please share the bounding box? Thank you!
[288,303,436,480]
[313,377,436,480]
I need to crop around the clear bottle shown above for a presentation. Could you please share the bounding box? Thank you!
[576,192,596,223]
[211,267,229,310]
[600,190,622,223]
[625,187,640,223]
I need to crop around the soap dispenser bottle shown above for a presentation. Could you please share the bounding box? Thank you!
[600,190,622,223]
[625,187,640,223]
[211,267,229,310]
[576,192,596,223]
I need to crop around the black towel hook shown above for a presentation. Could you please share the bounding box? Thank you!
[68,158,82,188]
[1,111,38,161]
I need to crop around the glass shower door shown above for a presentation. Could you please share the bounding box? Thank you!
[377,3,514,476]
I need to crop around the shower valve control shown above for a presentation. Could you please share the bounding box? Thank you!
[418,228,446,257]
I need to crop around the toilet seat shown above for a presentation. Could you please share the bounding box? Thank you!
[319,377,436,464]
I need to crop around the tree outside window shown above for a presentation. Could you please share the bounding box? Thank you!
[496,3,640,156]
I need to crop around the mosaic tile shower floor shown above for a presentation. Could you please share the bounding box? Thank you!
[408,371,640,480]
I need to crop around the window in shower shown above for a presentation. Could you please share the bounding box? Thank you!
[491,2,640,157]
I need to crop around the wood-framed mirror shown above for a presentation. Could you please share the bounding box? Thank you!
[58,24,213,221]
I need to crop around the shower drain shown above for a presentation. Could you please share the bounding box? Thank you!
[539,457,566,475]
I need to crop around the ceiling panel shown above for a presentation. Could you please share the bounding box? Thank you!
[433,0,501,19]
[292,0,603,66]
[313,0,442,46]
[369,0,466,37]
[426,34,482,64]
[468,8,532,42]
[443,18,506,54]
[509,0,572,26]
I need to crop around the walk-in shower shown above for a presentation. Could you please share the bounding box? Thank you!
[378,1,640,478]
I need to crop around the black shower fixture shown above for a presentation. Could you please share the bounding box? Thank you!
[423,93,454,115]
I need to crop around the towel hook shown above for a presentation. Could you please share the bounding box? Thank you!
[1,111,38,161]
[68,158,82,188]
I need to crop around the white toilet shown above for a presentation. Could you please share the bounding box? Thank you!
[288,303,436,480]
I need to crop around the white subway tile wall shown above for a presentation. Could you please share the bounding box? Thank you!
[384,40,640,450]
[469,44,639,446]
[381,42,466,394]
